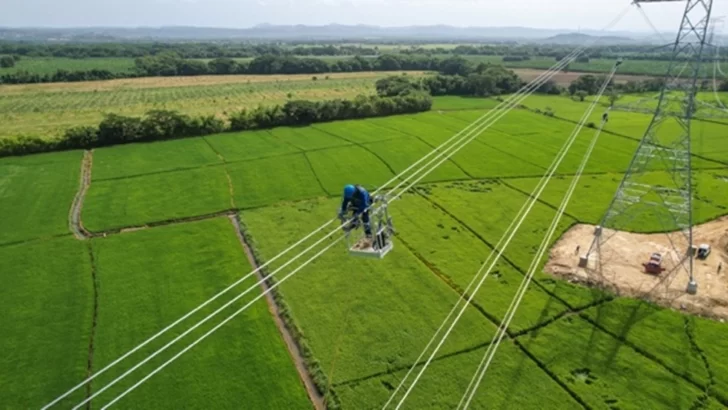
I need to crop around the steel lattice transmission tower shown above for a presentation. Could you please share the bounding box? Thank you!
[583,0,714,295]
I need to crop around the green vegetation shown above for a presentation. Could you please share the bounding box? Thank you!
[241,198,496,384]
[89,218,310,408]
[0,238,93,408]
[83,166,230,232]
[1,92,432,157]
[0,72,417,139]
[0,150,81,244]
[3,92,728,409]
[0,57,135,76]
[518,316,706,409]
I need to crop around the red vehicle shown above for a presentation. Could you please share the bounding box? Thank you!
[643,252,666,274]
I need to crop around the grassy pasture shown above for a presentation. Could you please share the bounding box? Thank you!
[92,138,222,181]
[88,218,310,409]
[4,91,728,409]
[364,136,469,183]
[268,126,351,151]
[0,239,93,408]
[241,198,496,385]
[507,172,728,230]
[421,180,603,309]
[0,71,422,139]
[395,192,571,333]
[227,154,326,208]
[0,57,135,75]
[0,150,81,244]
[204,130,302,162]
[518,315,706,410]
[581,298,710,388]
[305,145,396,194]
[83,166,231,232]
[337,342,581,409]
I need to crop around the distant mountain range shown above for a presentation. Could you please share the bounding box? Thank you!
[0,24,676,44]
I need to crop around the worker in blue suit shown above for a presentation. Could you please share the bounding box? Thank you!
[339,184,372,237]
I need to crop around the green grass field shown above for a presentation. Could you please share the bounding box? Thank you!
[87,218,310,409]
[0,57,136,75]
[2,94,728,409]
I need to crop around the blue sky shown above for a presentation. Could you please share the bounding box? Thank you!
[0,0,722,33]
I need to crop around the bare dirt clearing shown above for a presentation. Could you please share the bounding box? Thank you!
[512,68,655,86]
[547,217,728,319]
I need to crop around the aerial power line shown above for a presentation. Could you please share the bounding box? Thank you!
[584,0,716,296]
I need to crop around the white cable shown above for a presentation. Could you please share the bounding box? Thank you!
[55,7,633,407]
[66,45,586,410]
[459,70,617,410]
[41,218,336,410]
[45,50,575,409]
[99,236,346,409]
[392,62,621,409]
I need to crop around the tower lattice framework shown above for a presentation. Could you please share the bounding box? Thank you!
[585,0,714,295]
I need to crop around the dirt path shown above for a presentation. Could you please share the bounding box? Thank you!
[547,217,728,319]
[227,214,325,410]
[69,150,93,240]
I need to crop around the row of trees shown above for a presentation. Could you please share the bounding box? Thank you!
[0,41,379,59]
[0,94,432,157]
[1,53,504,84]
[3,40,720,63]
[375,65,523,98]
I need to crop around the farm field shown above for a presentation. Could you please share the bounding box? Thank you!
[0,71,425,139]
[2,94,728,409]
[0,57,136,75]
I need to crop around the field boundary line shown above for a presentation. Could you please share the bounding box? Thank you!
[684,316,718,408]
[520,105,728,167]
[234,212,341,409]
[397,235,504,328]
[396,199,604,409]
[577,313,712,397]
[332,340,494,389]
[415,189,573,300]
[227,214,325,410]
[369,121,475,179]
[69,150,93,240]
[511,337,592,410]
[499,179,581,222]
[302,152,331,196]
[201,135,238,209]
[91,143,361,184]
[87,210,235,238]
[0,233,73,249]
[310,124,400,176]
[84,243,100,409]
[265,130,306,153]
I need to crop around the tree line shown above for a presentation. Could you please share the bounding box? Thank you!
[2,40,721,63]
[0,53,484,84]
[0,93,432,157]
[374,64,524,97]
[0,42,379,59]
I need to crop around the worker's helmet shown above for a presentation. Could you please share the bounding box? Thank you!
[343,184,356,199]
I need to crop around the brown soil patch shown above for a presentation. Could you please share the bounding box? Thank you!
[547,217,728,319]
[227,215,325,410]
[512,68,655,86]
[0,71,427,94]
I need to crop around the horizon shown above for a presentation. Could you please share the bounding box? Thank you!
[3,0,717,33]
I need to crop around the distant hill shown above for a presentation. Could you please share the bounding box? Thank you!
[539,32,637,45]
[0,24,659,43]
